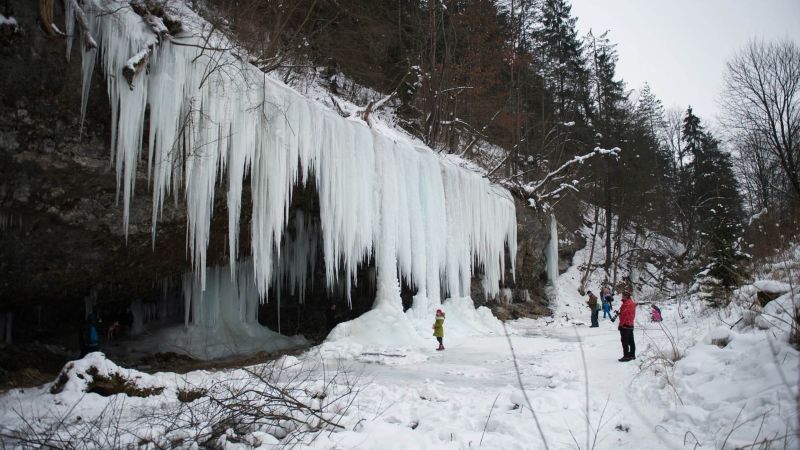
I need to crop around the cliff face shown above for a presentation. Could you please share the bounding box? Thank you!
[0,1,559,347]
[0,1,201,339]
[471,198,554,319]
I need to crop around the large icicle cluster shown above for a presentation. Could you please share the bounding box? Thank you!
[272,210,319,306]
[170,261,305,358]
[78,0,517,307]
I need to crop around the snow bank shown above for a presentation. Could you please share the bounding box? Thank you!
[321,297,504,359]
[756,292,798,332]
[630,243,800,449]
[643,328,799,449]
[49,352,163,396]
[752,279,792,294]
[0,352,362,449]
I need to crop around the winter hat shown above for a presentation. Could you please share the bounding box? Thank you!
[436,309,444,315]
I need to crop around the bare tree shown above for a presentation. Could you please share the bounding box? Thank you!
[730,129,784,212]
[721,38,800,208]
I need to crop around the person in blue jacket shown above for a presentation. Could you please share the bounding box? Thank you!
[602,297,612,319]
[81,311,101,357]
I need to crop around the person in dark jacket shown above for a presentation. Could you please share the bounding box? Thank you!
[586,291,599,327]
[326,303,338,330]
[80,311,101,357]
[613,291,637,362]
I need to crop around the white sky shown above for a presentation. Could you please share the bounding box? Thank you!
[569,0,800,124]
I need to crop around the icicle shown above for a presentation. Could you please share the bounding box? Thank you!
[545,214,559,285]
[78,2,98,136]
[373,133,402,311]
[1,313,12,344]
[80,0,518,314]
[64,0,75,61]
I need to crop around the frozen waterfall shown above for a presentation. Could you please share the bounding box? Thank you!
[76,0,517,312]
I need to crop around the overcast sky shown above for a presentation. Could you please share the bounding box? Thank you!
[569,0,800,125]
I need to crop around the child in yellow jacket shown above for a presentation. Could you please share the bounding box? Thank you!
[432,309,445,351]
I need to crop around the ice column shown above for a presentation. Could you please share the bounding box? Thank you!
[545,214,559,285]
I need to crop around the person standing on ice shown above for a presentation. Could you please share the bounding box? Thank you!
[586,291,599,327]
[650,304,662,322]
[81,311,101,357]
[601,285,613,305]
[432,309,445,351]
[612,291,637,362]
[326,303,338,330]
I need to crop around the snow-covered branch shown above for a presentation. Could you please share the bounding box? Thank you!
[327,92,395,127]
[122,3,183,89]
[513,146,620,210]
[524,146,619,195]
[69,0,98,51]
[359,93,395,127]
[123,49,151,88]
[458,109,502,157]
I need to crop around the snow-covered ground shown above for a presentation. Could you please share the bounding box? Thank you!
[1,238,797,449]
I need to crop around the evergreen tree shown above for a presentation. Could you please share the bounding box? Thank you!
[634,84,676,230]
[584,30,626,271]
[676,108,744,293]
[533,0,590,123]
[693,134,744,290]
[674,107,705,253]
[680,106,703,164]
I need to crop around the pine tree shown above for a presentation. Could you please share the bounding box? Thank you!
[533,0,590,123]
[674,107,705,254]
[693,134,744,291]
[680,106,703,164]
[634,84,675,230]
[584,29,626,271]
[676,108,744,296]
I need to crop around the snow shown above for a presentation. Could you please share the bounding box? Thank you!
[77,0,517,322]
[0,14,17,27]
[1,223,798,449]
[757,292,798,331]
[752,279,792,294]
[6,303,795,448]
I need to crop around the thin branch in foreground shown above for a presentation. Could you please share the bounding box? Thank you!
[573,325,590,450]
[480,393,501,446]
[502,321,550,450]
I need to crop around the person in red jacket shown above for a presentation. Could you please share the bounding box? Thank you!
[613,290,637,362]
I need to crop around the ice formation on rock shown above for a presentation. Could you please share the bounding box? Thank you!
[545,214,559,286]
[77,1,517,312]
[174,260,306,358]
